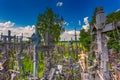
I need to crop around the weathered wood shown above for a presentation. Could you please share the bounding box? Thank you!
[102,23,115,32]
[91,7,120,80]
[81,72,90,80]
[96,7,106,25]
[48,68,55,80]
[0,30,24,79]
[103,22,120,32]
[43,31,55,79]
[37,45,54,51]
[92,22,120,35]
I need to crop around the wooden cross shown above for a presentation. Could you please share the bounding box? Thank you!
[43,31,55,79]
[48,68,55,80]
[91,7,120,80]
[0,30,15,58]
[29,26,41,78]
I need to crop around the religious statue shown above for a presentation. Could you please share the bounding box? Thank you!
[0,62,4,70]
[78,51,86,71]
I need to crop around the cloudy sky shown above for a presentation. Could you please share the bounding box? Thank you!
[0,0,120,40]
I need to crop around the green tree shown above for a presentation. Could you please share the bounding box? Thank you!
[106,11,120,51]
[90,8,97,26]
[79,29,91,51]
[36,8,65,42]
[79,8,98,51]
[106,11,120,23]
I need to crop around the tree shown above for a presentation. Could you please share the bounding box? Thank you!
[36,8,65,42]
[79,29,91,51]
[89,8,98,26]
[106,11,120,51]
[79,8,98,51]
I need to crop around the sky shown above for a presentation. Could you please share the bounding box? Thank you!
[0,0,120,40]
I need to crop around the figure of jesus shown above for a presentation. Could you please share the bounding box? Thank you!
[78,51,86,71]
[0,62,4,70]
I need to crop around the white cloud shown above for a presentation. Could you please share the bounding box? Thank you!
[78,20,81,25]
[56,2,63,7]
[60,30,80,41]
[82,17,89,32]
[63,21,69,26]
[0,21,14,28]
[0,21,35,40]
[116,9,120,12]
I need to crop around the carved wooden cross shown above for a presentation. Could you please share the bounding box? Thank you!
[91,7,120,80]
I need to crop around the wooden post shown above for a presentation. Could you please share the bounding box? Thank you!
[74,27,78,60]
[33,45,38,78]
[33,26,39,78]
[3,37,7,58]
[44,31,51,79]
[95,7,110,80]
[8,30,11,43]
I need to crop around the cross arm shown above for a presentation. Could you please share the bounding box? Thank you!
[102,21,120,33]
[116,21,120,29]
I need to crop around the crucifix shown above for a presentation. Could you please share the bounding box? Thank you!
[29,29,54,79]
[91,7,120,80]
[29,26,41,78]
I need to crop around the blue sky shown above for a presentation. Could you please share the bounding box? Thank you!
[0,0,120,31]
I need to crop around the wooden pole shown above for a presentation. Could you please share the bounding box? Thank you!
[33,26,38,78]
[95,7,110,80]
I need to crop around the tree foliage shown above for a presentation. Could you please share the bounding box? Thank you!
[36,8,65,42]
[79,29,91,51]
[106,11,120,23]
[79,8,98,51]
[89,8,98,26]
[106,11,120,51]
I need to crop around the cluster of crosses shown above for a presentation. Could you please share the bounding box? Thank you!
[27,7,120,80]
[0,7,120,80]
[0,30,24,79]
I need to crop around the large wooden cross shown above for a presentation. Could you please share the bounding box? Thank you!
[91,7,120,80]
[29,26,41,78]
